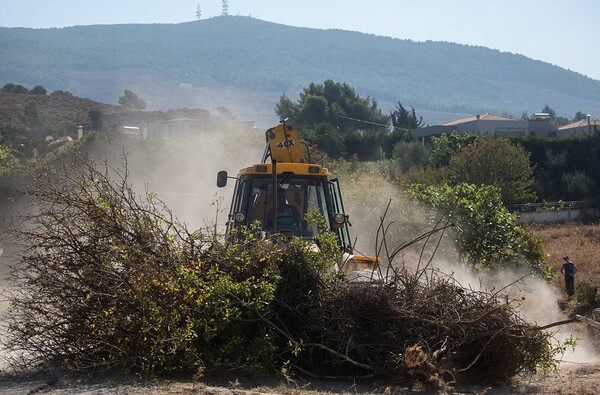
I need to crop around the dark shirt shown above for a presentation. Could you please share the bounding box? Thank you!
[562,262,576,277]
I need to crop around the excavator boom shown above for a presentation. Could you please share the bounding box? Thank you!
[262,123,306,164]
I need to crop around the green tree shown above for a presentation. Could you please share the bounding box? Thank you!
[449,136,536,204]
[391,101,423,129]
[407,182,544,269]
[299,123,346,159]
[560,171,595,201]
[274,93,299,122]
[275,80,389,131]
[88,109,105,131]
[118,89,146,109]
[275,80,390,159]
[541,105,556,119]
[50,90,73,97]
[30,85,47,95]
[0,140,22,199]
[20,102,44,133]
[541,105,569,126]
[0,142,19,177]
[1,83,29,94]
[392,141,430,172]
[429,131,478,168]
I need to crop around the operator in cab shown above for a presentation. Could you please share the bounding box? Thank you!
[266,187,302,232]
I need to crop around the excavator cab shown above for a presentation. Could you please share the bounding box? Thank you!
[217,122,379,275]
[218,165,352,252]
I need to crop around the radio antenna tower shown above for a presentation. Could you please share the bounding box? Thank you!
[222,0,229,16]
[196,4,201,20]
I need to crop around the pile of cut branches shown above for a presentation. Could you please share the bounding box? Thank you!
[290,270,556,384]
[0,155,561,388]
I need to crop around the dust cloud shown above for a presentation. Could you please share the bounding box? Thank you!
[343,174,599,365]
[0,116,266,372]
[108,125,265,231]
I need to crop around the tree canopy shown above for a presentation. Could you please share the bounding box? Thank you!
[118,89,146,110]
[1,83,29,94]
[30,85,47,95]
[275,80,389,131]
[429,131,478,168]
[449,136,537,204]
[407,182,543,269]
[275,80,396,160]
[391,101,423,130]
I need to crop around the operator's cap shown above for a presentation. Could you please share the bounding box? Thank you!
[563,256,569,260]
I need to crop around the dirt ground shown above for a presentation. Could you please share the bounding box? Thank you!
[3,319,600,395]
[528,222,600,293]
[3,362,600,395]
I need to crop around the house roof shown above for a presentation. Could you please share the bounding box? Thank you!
[442,113,516,126]
[558,118,599,130]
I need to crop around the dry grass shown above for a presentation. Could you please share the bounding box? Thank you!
[529,221,600,295]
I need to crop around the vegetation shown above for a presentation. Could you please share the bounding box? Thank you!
[429,132,479,168]
[1,83,31,94]
[118,89,146,110]
[276,80,416,160]
[277,80,600,206]
[407,183,544,269]
[514,133,600,203]
[530,222,600,298]
[449,136,536,204]
[2,155,562,387]
[1,16,599,115]
[275,80,389,131]
[391,101,424,129]
[0,139,23,200]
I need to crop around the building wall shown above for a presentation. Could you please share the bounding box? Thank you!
[528,120,558,136]
[559,125,593,136]
[516,208,600,224]
[455,120,528,136]
[412,118,558,139]
[147,118,213,140]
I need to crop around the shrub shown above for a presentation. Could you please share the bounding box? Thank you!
[560,171,595,201]
[449,136,537,204]
[30,85,47,95]
[407,182,544,270]
[392,140,430,172]
[575,281,598,304]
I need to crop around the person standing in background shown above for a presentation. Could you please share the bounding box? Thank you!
[560,256,577,297]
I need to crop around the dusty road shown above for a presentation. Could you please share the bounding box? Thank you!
[2,364,600,395]
[2,340,600,395]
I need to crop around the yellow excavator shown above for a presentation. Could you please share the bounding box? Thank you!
[217,121,379,276]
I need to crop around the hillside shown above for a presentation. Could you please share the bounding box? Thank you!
[0,91,216,141]
[0,91,125,135]
[1,16,599,126]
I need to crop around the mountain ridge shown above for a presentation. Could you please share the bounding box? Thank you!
[1,16,598,125]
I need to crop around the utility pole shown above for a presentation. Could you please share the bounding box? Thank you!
[196,4,201,20]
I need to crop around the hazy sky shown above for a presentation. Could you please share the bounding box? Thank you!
[1,0,598,80]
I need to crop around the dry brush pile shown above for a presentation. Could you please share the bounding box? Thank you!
[0,155,563,388]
